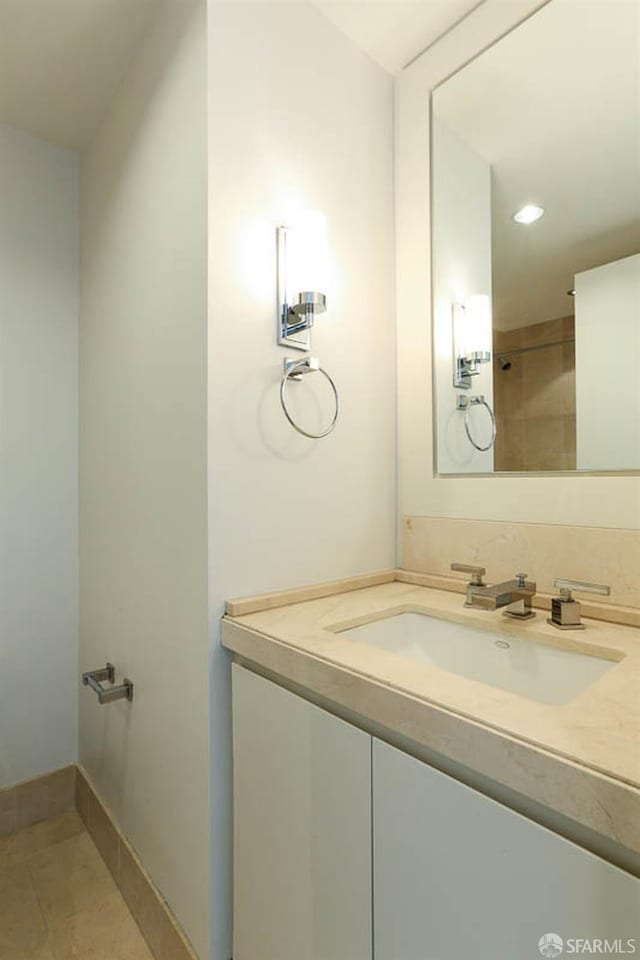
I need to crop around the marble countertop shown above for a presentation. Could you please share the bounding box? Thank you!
[221,579,640,853]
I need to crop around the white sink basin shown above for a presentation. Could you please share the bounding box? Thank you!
[336,612,618,705]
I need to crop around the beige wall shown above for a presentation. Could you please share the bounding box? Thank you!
[403,516,639,609]
[79,2,209,956]
[208,3,396,955]
[397,0,640,536]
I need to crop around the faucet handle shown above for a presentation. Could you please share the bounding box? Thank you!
[548,579,610,631]
[515,572,528,587]
[553,578,610,600]
[451,562,486,586]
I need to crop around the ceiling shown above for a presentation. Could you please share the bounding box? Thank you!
[0,0,161,151]
[0,0,481,152]
[313,0,481,73]
[433,0,640,330]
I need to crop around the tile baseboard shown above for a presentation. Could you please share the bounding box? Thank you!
[0,765,75,838]
[75,764,198,960]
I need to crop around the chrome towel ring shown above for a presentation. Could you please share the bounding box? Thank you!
[456,394,496,451]
[280,357,340,439]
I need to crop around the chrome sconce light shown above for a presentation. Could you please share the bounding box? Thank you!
[277,211,328,351]
[452,294,492,389]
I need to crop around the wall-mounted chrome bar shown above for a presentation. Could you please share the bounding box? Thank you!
[82,663,134,704]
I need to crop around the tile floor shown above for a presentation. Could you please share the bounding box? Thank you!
[0,811,153,959]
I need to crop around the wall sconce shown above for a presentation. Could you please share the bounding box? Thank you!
[452,294,492,389]
[277,211,328,351]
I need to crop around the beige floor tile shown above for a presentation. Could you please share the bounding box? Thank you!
[2,818,156,960]
[0,862,51,959]
[48,891,153,960]
[0,939,56,960]
[1,937,57,960]
[0,812,84,870]
[27,831,117,927]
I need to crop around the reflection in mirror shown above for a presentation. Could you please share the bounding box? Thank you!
[432,0,640,474]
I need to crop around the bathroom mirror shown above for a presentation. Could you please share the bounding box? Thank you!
[431,0,640,475]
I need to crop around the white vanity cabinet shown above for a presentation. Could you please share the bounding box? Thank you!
[231,665,372,960]
[232,665,639,960]
[373,739,640,960]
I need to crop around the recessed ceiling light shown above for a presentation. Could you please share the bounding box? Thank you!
[512,204,545,225]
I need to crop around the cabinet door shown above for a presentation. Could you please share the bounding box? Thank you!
[232,665,372,960]
[373,738,639,960]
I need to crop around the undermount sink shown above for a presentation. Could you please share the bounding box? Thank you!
[335,612,619,705]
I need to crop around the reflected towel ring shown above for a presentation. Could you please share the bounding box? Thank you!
[280,357,340,439]
[456,394,496,451]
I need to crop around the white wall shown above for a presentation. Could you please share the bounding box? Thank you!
[432,119,493,473]
[0,124,78,787]
[79,2,209,956]
[208,4,396,955]
[575,254,640,471]
[397,0,640,530]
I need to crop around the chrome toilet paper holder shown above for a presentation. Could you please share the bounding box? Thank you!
[82,663,134,704]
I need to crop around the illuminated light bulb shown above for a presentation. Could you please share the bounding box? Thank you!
[512,204,545,225]
[463,294,492,358]
[287,209,328,299]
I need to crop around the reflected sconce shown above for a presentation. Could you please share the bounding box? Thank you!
[277,211,328,351]
[452,294,492,389]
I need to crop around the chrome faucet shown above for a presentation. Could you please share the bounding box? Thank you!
[451,563,536,619]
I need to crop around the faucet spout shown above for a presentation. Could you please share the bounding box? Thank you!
[451,563,536,616]
[465,576,536,613]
